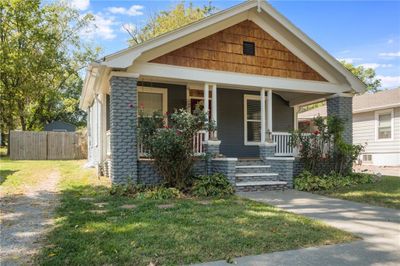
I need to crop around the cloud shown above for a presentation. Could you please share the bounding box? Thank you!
[358,63,393,69]
[70,0,90,11]
[387,39,394,44]
[107,5,144,16]
[82,13,117,40]
[377,75,400,89]
[121,23,136,34]
[379,51,400,57]
[336,58,362,64]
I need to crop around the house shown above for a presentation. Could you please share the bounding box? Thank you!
[79,0,366,190]
[44,121,76,132]
[298,88,400,166]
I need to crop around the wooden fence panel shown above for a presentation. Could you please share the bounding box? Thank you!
[9,131,87,160]
[10,131,47,160]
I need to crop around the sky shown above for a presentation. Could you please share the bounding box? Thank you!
[67,0,400,89]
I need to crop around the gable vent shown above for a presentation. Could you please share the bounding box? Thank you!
[243,41,255,56]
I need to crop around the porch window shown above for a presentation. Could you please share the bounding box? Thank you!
[375,109,393,140]
[244,95,267,145]
[137,87,167,116]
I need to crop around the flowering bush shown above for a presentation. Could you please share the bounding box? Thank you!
[291,115,363,175]
[138,108,215,189]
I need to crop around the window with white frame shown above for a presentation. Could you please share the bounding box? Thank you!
[137,87,167,117]
[244,95,267,145]
[376,109,393,140]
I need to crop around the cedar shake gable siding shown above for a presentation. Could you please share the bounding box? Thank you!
[151,20,326,81]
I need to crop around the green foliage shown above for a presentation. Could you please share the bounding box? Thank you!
[110,183,182,200]
[0,0,99,133]
[128,1,215,44]
[291,115,364,175]
[340,61,381,93]
[192,173,235,197]
[295,170,375,192]
[138,108,215,189]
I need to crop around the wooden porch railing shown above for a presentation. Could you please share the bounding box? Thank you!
[271,132,294,156]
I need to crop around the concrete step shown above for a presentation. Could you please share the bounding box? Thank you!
[236,160,264,166]
[236,172,278,177]
[235,165,272,174]
[235,181,288,192]
[236,165,271,169]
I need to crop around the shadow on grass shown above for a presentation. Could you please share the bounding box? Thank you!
[0,170,18,185]
[35,184,357,266]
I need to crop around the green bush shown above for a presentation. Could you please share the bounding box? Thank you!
[192,173,235,197]
[136,186,182,200]
[295,170,375,192]
[110,184,182,199]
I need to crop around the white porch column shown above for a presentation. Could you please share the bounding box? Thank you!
[260,88,266,143]
[267,89,273,141]
[204,83,209,142]
[211,84,217,139]
[293,105,299,130]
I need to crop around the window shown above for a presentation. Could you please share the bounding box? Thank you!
[137,87,167,117]
[243,41,255,56]
[375,109,393,140]
[362,154,372,163]
[244,95,268,145]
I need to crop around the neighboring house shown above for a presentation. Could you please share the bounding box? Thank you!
[298,88,400,166]
[44,121,76,132]
[79,1,366,190]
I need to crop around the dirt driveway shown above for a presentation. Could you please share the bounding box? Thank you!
[0,170,61,265]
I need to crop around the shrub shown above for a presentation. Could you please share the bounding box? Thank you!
[294,170,375,192]
[138,108,215,189]
[192,173,235,197]
[110,184,182,199]
[291,115,364,176]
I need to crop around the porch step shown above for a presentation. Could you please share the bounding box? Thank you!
[236,165,271,169]
[236,159,264,166]
[236,172,277,177]
[235,172,279,182]
[235,181,288,192]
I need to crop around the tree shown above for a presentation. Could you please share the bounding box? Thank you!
[0,0,99,135]
[128,1,215,45]
[340,61,381,93]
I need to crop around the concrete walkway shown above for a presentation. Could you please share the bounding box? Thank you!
[195,190,400,266]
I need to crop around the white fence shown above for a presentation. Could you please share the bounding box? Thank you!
[272,132,294,156]
[138,130,207,157]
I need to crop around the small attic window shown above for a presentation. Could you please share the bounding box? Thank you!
[243,41,255,56]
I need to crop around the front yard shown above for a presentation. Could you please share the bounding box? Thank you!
[0,159,357,265]
[317,176,400,209]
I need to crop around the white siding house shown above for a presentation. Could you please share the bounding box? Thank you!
[298,88,400,166]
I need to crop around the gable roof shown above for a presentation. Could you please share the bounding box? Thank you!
[298,88,400,119]
[97,0,366,93]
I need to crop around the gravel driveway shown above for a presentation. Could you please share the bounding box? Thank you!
[0,171,61,265]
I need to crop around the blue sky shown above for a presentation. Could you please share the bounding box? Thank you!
[69,0,400,89]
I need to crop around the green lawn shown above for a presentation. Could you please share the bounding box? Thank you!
[29,160,355,265]
[1,159,357,265]
[0,157,64,195]
[317,176,400,209]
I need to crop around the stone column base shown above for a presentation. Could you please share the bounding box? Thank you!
[259,143,277,160]
[203,140,221,157]
[211,158,238,185]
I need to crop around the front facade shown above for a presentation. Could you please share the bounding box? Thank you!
[298,88,400,166]
[80,1,365,190]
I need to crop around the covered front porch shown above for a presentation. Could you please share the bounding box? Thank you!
[105,78,325,160]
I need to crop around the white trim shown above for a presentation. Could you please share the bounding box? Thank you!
[137,86,168,117]
[375,108,394,141]
[204,83,210,142]
[267,89,273,134]
[264,157,295,161]
[211,84,218,138]
[354,103,400,114]
[244,94,268,146]
[130,63,350,94]
[260,88,266,143]
[108,71,139,80]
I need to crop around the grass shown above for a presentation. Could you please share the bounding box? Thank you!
[30,160,356,265]
[0,157,64,195]
[317,176,400,209]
